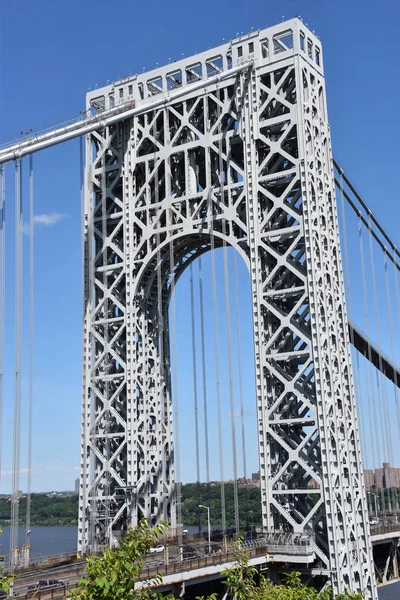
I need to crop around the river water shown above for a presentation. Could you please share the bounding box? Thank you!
[0,527,397,597]
[0,526,78,559]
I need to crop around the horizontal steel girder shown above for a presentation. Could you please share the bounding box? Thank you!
[349,322,400,387]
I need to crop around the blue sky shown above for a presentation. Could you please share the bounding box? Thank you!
[0,0,399,493]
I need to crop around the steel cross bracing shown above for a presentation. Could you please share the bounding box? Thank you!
[76,18,376,598]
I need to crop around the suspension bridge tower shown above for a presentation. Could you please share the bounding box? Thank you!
[78,18,377,599]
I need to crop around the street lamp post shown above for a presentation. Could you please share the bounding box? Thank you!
[199,505,211,554]
[367,492,378,521]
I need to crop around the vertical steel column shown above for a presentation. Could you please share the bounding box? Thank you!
[78,133,92,553]
[296,47,376,597]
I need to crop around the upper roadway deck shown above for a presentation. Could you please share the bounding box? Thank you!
[8,525,400,598]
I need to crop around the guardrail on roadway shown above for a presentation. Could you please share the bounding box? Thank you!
[370,524,400,536]
[11,537,318,599]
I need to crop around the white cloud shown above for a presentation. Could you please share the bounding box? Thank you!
[227,410,241,418]
[33,213,69,226]
[23,213,69,234]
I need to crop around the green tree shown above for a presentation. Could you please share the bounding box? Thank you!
[222,537,364,600]
[72,523,364,600]
[0,528,13,596]
[71,519,173,600]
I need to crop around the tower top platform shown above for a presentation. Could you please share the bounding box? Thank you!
[86,17,323,115]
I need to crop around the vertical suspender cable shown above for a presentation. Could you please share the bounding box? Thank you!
[210,237,226,533]
[367,219,394,513]
[233,250,247,480]
[233,250,250,529]
[198,257,210,483]
[390,253,400,429]
[189,265,201,484]
[10,159,23,571]
[222,243,240,533]
[358,222,378,466]
[394,248,400,326]
[383,252,400,511]
[0,166,5,492]
[368,220,393,460]
[391,249,400,514]
[26,155,34,547]
[358,220,384,512]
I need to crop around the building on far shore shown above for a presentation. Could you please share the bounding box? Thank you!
[75,478,79,494]
[364,469,375,490]
[307,464,400,492]
[369,463,400,490]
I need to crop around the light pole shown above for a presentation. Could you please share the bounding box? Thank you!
[199,504,211,554]
[367,492,378,521]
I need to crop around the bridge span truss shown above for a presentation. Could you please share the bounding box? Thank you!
[78,18,376,599]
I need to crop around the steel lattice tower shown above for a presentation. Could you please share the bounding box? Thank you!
[78,18,376,598]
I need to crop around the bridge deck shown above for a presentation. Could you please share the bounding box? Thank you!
[349,323,400,387]
[10,527,400,598]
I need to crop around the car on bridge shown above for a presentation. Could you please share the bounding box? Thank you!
[204,543,222,554]
[28,579,65,593]
[182,544,198,559]
[148,544,164,554]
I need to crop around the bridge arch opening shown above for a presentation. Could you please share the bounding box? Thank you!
[168,244,260,533]
[131,229,259,532]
